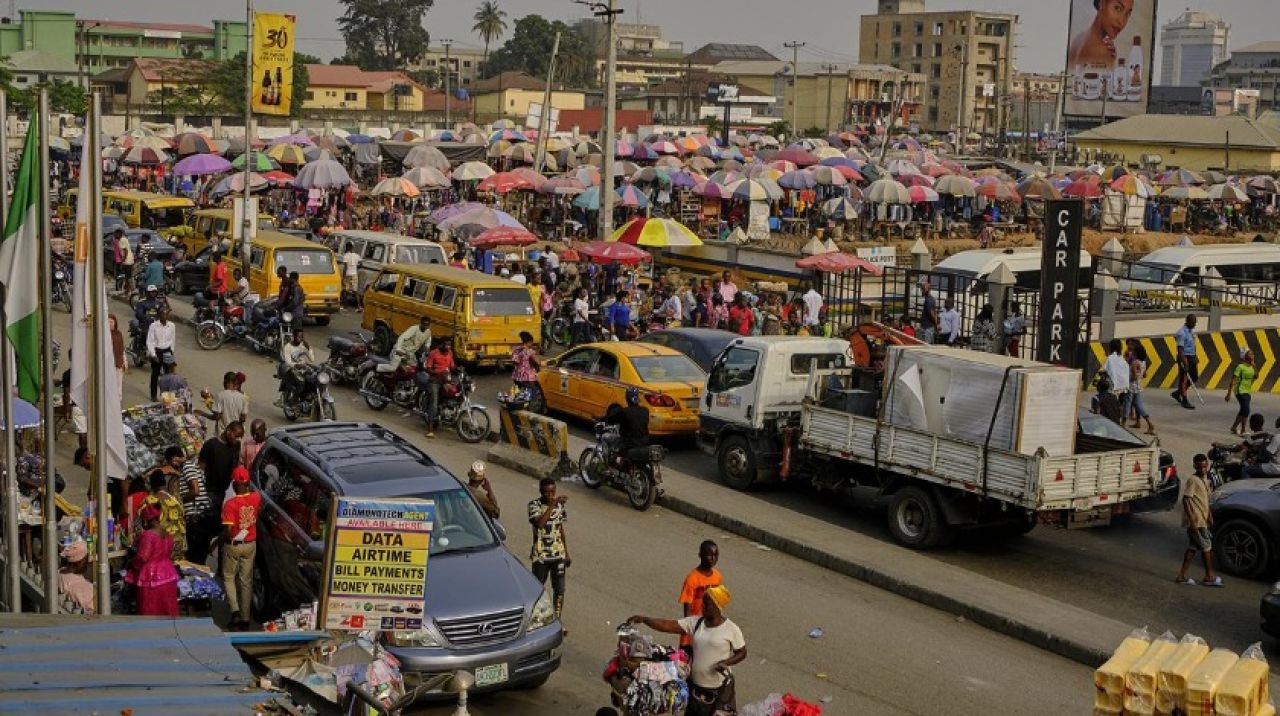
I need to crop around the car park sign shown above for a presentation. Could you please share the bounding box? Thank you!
[320,497,435,631]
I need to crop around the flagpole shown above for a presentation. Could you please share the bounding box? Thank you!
[0,88,13,612]
[1,281,17,611]
[37,88,57,611]
[87,92,110,616]
[241,0,254,269]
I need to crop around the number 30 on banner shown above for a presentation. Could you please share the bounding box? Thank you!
[252,12,296,116]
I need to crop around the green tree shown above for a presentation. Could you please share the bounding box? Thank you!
[483,14,595,87]
[802,126,826,138]
[338,0,433,71]
[704,115,722,137]
[206,53,312,118]
[472,1,508,70]
[764,120,791,139]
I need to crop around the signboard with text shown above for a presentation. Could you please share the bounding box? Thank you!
[1037,200,1084,366]
[320,497,435,632]
[251,12,296,116]
[1063,0,1156,120]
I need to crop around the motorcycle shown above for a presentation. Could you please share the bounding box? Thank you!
[578,422,665,510]
[196,296,293,354]
[191,292,228,324]
[279,363,338,422]
[410,368,491,443]
[125,319,149,368]
[51,260,72,313]
[324,331,373,385]
[358,357,420,411]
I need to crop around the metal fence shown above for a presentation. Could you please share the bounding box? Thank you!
[1111,256,1280,315]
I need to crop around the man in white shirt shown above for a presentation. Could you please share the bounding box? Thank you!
[659,289,683,323]
[801,282,824,327]
[340,243,361,307]
[571,288,591,345]
[145,307,176,400]
[543,247,560,270]
[387,316,432,372]
[938,299,961,345]
[278,329,316,403]
[510,268,527,285]
[718,271,738,304]
[1102,338,1131,419]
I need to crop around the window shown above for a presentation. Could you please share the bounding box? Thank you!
[473,287,534,317]
[934,43,943,57]
[430,284,457,308]
[892,22,901,37]
[930,85,940,99]
[344,91,358,102]
[372,272,399,293]
[928,106,938,122]
[932,64,942,79]
[631,355,703,383]
[276,249,336,275]
[891,43,901,58]
[249,246,265,269]
[594,352,619,379]
[395,244,446,265]
[790,353,845,374]
[305,90,315,101]
[913,44,922,57]
[933,22,944,36]
[708,347,759,392]
[560,348,599,373]
[401,277,430,300]
[914,22,924,36]
[411,488,498,555]
[425,59,436,66]
[363,242,385,261]
[463,60,471,68]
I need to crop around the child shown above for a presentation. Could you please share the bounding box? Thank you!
[1091,373,1124,424]
[1175,454,1222,587]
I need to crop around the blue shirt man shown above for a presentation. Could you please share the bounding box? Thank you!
[606,292,632,336]
[141,256,165,290]
[1173,314,1199,408]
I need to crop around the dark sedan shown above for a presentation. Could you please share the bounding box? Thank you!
[638,327,740,372]
[101,229,175,269]
[1210,477,1280,580]
[169,245,216,295]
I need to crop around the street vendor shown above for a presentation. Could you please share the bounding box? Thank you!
[58,539,95,614]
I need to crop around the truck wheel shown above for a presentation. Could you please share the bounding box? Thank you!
[717,436,757,491]
[888,486,954,549]
[1217,519,1271,579]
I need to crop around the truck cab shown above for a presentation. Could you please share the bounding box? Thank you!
[698,336,850,489]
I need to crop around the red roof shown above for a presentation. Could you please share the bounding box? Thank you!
[305,64,374,88]
[422,91,471,113]
[131,58,219,83]
[558,108,654,134]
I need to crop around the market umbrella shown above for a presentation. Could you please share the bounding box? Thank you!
[231,151,275,171]
[899,174,935,188]
[773,148,818,167]
[778,170,817,190]
[813,147,844,160]
[469,226,538,250]
[576,240,652,265]
[1157,168,1205,187]
[0,397,40,429]
[574,139,602,157]
[573,165,601,186]
[267,132,315,146]
[693,181,733,199]
[478,171,536,193]
[810,166,848,187]
[539,177,585,195]
[822,196,859,220]
[707,169,742,186]
[267,144,308,165]
[122,146,169,165]
[347,134,375,145]
[171,132,216,156]
[654,156,683,170]
[1206,183,1250,202]
[430,202,487,223]
[402,166,451,190]
[171,153,231,176]
[1160,186,1209,201]
[726,178,783,202]
[438,207,523,231]
[866,178,911,204]
[210,174,265,196]
[1064,179,1104,198]
[1203,170,1229,184]
[608,218,702,247]
[687,156,716,172]
[504,143,537,165]
[631,167,671,185]
[1016,176,1062,200]
[262,170,295,185]
[302,146,334,162]
[454,161,496,181]
[573,185,603,210]
[316,133,350,151]
[391,129,420,142]
[979,181,1021,202]
[1109,175,1154,198]
[886,159,922,177]
[371,176,422,198]
[1246,176,1280,194]
[907,186,940,203]
[616,184,650,208]
[117,135,171,151]
[292,159,352,189]
[795,252,882,276]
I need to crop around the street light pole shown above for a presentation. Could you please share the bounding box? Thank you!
[441,39,454,128]
[784,41,805,136]
[241,0,254,270]
[580,0,622,240]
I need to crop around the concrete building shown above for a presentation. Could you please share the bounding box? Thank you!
[468,71,586,126]
[619,73,776,126]
[1207,41,1280,113]
[859,0,1017,135]
[1159,10,1230,87]
[303,65,447,115]
[603,49,699,91]
[1007,72,1062,136]
[1073,114,1280,172]
[714,60,924,132]
[574,19,683,56]
[415,45,487,89]
[123,57,220,114]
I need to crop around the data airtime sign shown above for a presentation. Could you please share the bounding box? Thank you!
[320,497,435,632]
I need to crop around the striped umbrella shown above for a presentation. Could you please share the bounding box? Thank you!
[650,140,680,155]
[438,207,524,231]
[171,132,216,155]
[899,174,935,188]
[822,196,859,219]
[979,181,1021,202]
[1109,175,1154,198]
[727,178,783,202]
[122,146,169,165]
[616,184,650,208]
[1016,176,1062,200]
[654,155,683,170]
[866,178,911,204]
[1100,165,1128,182]
[1157,168,1205,187]
[694,181,732,199]
[371,176,421,198]
[1206,183,1249,202]
[504,143,537,164]
[707,169,742,186]
[809,166,848,187]
[614,140,634,158]
[886,159,922,177]
[687,156,716,172]
[907,186,939,203]
[1160,186,1209,201]
[232,151,276,171]
[813,146,844,160]
[608,218,703,247]
[778,170,816,190]
[573,165,601,186]
[267,144,308,165]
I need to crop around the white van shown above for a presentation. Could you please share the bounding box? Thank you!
[323,230,447,293]
[933,247,1094,290]
[1122,243,1280,289]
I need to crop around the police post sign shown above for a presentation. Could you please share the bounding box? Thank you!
[320,497,435,632]
[1037,200,1084,366]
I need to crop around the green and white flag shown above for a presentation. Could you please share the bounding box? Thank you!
[0,118,40,402]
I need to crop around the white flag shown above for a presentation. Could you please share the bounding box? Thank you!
[70,127,127,480]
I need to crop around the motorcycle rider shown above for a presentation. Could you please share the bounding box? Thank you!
[207,252,229,300]
[277,329,315,406]
[421,338,456,439]
[230,268,251,304]
[140,249,165,296]
[385,316,432,373]
[1212,413,1273,479]
[1242,416,1280,479]
[604,387,651,460]
[134,285,164,336]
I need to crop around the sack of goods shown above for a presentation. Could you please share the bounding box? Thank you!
[602,624,691,716]
[1093,627,1272,716]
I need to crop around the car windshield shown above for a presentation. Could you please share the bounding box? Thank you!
[473,287,535,317]
[276,248,336,275]
[631,355,705,383]
[408,488,498,556]
[395,244,446,265]
[144,206,189,228]
[1128,262,1181,284]
[1078,412,1143,444]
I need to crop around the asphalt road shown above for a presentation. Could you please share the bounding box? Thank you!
[47,301,1093,715]
[106,302,1280,661]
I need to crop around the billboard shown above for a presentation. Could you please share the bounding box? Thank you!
[251,12,296,116]
[1064,0,1156,120]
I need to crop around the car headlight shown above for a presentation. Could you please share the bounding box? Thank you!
[386,625,444,648]
[528,586,556,632]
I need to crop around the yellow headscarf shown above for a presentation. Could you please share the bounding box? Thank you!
[705,584,731,611]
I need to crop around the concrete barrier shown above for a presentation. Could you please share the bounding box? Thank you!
[486,408,575,479]
[1088,327,1280,392]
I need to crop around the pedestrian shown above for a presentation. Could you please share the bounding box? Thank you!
[1175,454,1222,587]
[128,505,180,616]
[918,281,939,344]
[206,371,249,435]
[1241,418,1280,479]
[208,252,228,298]
[341,242,361,305]
[1103,338,1132,417]
[969,304,998,352]
[511,331,541,394]
[421,339,455,438]
[1226,348,1256,436]
[467,461,500,520]
[719,271,738,304]
[678,540,723,650]
[145,307,175,401]
[1172,314,1199,409]
[108,314,126,395]
[728,294,755,336]
[221,465,262,630]
[938,299,961,345]
[1127,341,1155,435]
[627,584,747,716]
[194,421,243,563]
[801,281,824,327]
[115,229,134,293]
[240,418,268,468]
[606,291,633,340]
[142,462,187,560]
[528,477,569,631]
[570,287,591,345]
[710,294,729,331]
[1002,301,1025,356]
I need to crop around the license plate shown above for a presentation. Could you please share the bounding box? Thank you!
[474,663,509,687]
[683,398,700,409]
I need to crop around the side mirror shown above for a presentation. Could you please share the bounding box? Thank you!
[493,520,507,542]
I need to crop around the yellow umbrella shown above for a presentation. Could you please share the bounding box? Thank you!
[608,218,703,247]
[267,144,307,165]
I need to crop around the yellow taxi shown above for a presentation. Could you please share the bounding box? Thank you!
[536,342,706,436]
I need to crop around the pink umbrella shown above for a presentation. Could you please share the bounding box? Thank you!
[795,252,883,275]
[614,140,634,158]
[477,171,536,193]
[576,240,652,265]
[773,148,819,167]
[899,174,936,188]
[470,226,538,250]
[616,184,649,208]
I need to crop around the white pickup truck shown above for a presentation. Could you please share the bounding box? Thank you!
[697,337,1162,548]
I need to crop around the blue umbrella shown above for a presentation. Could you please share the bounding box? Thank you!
[573,186,601,210]
[0,398,40,429]
[347,134,375,144]
[778,170,817,190]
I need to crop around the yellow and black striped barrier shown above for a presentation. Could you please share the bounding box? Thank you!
[1088,328,1280,393]
[487,408,575,480]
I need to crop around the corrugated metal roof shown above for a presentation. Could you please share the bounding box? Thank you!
[0,614,264,715]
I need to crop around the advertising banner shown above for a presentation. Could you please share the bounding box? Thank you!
[251,12,295,116]
[320,497,435,632]
[1063,0,1156,120]
[1037,200,1084,366]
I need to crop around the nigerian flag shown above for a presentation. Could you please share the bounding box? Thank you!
[0,118,41,402]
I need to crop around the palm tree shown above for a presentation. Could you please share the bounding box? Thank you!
[472,1,508,70]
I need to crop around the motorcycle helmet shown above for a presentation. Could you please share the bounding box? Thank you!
[625,387,640,406]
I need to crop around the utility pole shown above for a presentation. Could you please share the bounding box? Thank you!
[1022,77,1031,160]
[784,41,806,137]
[823,63,838,134]
[954,41,968,150]
[534,31,561,173]
[240,0,254,271]
[1048,70,1067,174]
[441,39,454,128]
[579,0,623,240]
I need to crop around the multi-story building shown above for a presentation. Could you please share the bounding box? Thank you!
[1207,42,1280,113]
[1159,10,1230,87]
[859,0,1017,135]
[713,60,924,131]
[574,19,683,56]
[415,45,487,89]
[468,71,586,126]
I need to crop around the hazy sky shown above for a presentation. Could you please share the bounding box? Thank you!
[21,0,1274,73]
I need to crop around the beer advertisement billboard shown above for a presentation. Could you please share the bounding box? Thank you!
[252,12,296,115]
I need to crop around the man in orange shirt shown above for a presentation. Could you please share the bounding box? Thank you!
[678,540,722,648]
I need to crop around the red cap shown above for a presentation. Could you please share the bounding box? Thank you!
[231,466,251,484]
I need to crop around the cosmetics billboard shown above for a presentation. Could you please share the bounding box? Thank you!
[1064,0,1157,120]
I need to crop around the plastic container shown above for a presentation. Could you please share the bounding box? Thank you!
[1125,632,1178,714]
[1213,643,1269,716]
[1096,628,1151,710]
[1157,634,1211,714]
[1186,648,1240,716]
[1256,702,1276,716]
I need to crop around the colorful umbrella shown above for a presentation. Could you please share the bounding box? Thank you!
[979,181,1021,202]
[402,167,451,190]
[470,226,538,250]
[213,172,268,194]
[886,159,922,177]
[403,144,450,171]
[370,177,421,198]
[616,184,650,208]
[773,148,818,167]
[1109,175,1154,198]
[508,167,547,188]
[727,178,783,202]
[1157,168,1205,187]
[576,240,652,265]
[172,153,231,176]
[122,146,169,165]
[795,252,882,275]
[454,161,496,181]
[608,218,703,247]
[504,143,537,164]
[267,132,315,146]
[292,159,351,189]
[1064,179,1104,198]
[899,174,935,188]
[477,171,536,193]
[539,177,586,195]
[778,170,816,190]
[267,144,308,165]
[573,165,601,187]
[573,186,603,210]
[821,197,858,220]
[438,207,523,231]
[232,151,275,172]
[171,132,216,155]
[1206,183,1249,202]
[1016,176,1062,200]
[1160,186,1209,201]
[262,170,295,184]
[866,178,911,204]
[907,185,940,203]
[430,202,487,223]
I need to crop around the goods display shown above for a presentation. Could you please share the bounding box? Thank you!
[1157,634,1211,714]
[1126,631,1178,714]
[122,404,206,478]
[1187,650,1240,716]
[603,624,691,716]
[1216,644,1271,716]
[1097,631,1272,716]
